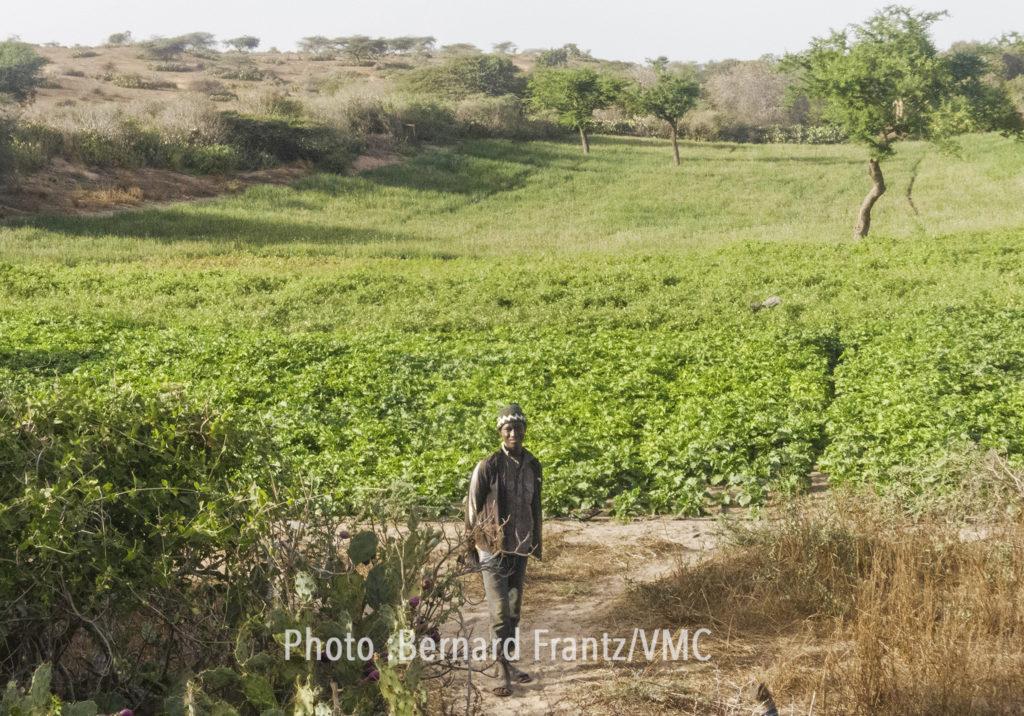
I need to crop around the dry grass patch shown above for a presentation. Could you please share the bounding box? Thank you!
[71,185,144,208]
[598,493,1024,715]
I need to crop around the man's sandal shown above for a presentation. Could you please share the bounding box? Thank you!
[492,685,513,697]
[509,665,533,684]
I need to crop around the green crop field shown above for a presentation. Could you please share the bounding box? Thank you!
[3,133,1024,516]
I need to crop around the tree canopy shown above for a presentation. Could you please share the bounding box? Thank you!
[0,41,48,103]
[783,5,1023,157]
[224,36,260,52]
[628,70,701,164]
[529,68,622,153]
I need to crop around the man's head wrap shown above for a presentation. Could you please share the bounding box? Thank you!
[496,404,526,430]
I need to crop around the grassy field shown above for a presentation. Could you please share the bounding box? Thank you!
[3,133,1024,515]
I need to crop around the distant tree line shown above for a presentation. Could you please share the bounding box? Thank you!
[297,35,437,63]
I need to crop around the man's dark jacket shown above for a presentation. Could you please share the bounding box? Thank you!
[464,447,542,560]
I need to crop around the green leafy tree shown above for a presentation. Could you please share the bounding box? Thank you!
[784,5,1024,239]
[529,68,622,154]
[629,69,700,165]
[493,41,517,55]
[0,41,48,103]
[224,35,260,52]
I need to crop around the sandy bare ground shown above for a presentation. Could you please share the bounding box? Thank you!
[446,516,721,715]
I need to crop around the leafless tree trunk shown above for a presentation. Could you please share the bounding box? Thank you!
[578,126,590,155]
[670,124,680,166]
[854,158,885,239]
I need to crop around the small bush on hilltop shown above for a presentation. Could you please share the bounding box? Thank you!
[109,72,177,90]
[151,61,201,72]
[212,62,271,81]
[140,32,217,61]
[223,35,260,52]
[106,31,133,47]
[0,41,49,103]
[401,54,526,99]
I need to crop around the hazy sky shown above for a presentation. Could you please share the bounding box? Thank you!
[5,0,1022,63]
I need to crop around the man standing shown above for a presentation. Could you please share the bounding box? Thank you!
[464,404,543,697]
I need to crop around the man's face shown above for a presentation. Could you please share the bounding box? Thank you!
[499,421,525,453]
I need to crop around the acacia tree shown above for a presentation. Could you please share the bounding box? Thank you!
[529,68,621,154]
[629,70,700,165]
[785,5,1023,239]
[337,35,388,65]
[224,35,260,52]
[298,35,335,57]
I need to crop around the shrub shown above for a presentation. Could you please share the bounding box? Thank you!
[453,94,550,138]
[535,47,569,67]
[186,77,228,94]
[238,89,304,118]
[8,122,63,172]
[678,107,722,140]
[0,376,466,712]
[220,111,356,170]
[0,113,14,176]
[106,31,133,47]
[309,69,365,95]
[0,41,49,102]
[151,61,201,72]
[761,123,847,144]
[212,63,270,81]
[391,98,459,142]
[62,68,86,77]
[307,89,400,136]
[70,47,99,59]
[177,142,242,173]
[140,38,187,60]
[401,54,526,99]
[110,72,177,90]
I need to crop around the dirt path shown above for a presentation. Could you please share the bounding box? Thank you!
[452,517,720,715]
